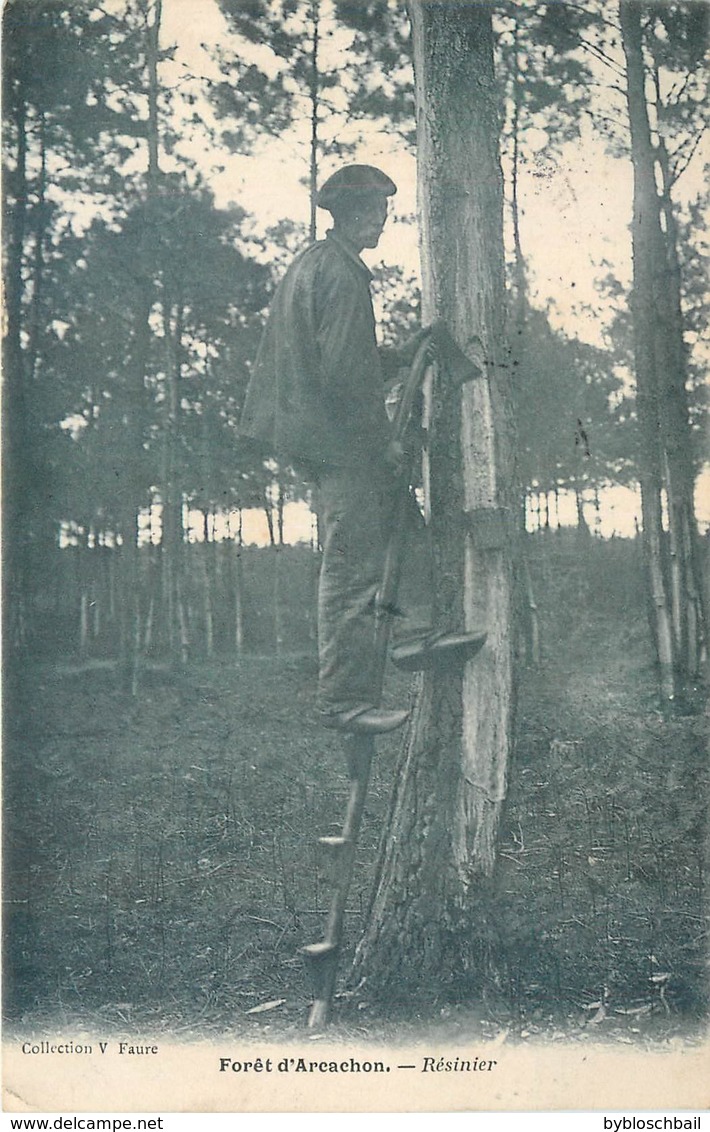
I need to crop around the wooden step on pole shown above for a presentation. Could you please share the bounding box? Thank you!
[301,734,374,1029]
[317,836,347,886]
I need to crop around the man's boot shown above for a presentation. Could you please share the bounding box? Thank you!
[320,706,410,734]
[390,628,487,672]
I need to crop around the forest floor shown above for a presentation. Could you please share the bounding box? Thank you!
[4,536,709,1049]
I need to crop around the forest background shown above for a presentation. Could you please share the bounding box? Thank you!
[3,0,709,1044]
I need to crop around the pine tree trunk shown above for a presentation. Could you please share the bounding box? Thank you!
[118,523,141,693]
[517,497,540,666]
[593,485,601,536]
[108,548,117,621]
[276,478,285,546]
[203,540,215,659]
[91,553,103,641]
[177,573,189,666]
[4,77,30,649]
[575,486,590,537]
[234,511,245,655]
[655,129,707,675]
[640,478,675,698]
[506,49,541,665]
[619,0,678,699]
[273,547,284,656]
[161,299,189,664]
[80,593,90,656]
[263,491,276,547]
[147,0,162,185]
[308,0,320,243]
[28,110,48,385]
[353,0,515,1000]
[144,593,155,652]
[521,548,540,666]
[119,0,163,691]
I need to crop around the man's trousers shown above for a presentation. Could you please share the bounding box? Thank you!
[315,463,430,722]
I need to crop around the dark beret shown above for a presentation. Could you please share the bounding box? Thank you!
[316,165,397,212]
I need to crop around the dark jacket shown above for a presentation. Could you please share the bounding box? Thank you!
[240,230,393,470]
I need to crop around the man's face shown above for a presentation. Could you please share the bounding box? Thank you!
[356,194,389,248]
[336,193,389,250]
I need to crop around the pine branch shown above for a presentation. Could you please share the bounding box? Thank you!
[579,77,627,101]
[669,127,707,187]
[582,108,629,138]
[576,35,626,79]
[664,69,693,112]
[565,0,622,36]
[549,5,626,79]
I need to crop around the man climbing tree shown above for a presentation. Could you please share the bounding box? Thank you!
[240,162,486,735]
[240,158,491,1026]
[352,0,515,1002]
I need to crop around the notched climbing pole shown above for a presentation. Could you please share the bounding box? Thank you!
[301,735,373,1029]
[301,326,482,1029]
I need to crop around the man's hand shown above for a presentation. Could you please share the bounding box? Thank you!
[396,325,437,366]
[384,439,407,475]
[385,431,427,475]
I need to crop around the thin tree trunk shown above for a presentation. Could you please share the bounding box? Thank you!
[80,592,90,656]
[507,21,541,664]
[516,494,539,667]
[509,19,527,331]
[234,512,245,655]
[161,298,188,664]
[308,0,320,243]
[203,539,215,659]
[144,593,155,652]
[520,506,540,667]
[620,0,676,700]
[354,0,514,998]
[119,0,163,690]
[130,561,144,696]
[147,0,162,185]
[28,110,48,385]
[263,491,276,547]
[593,485,601,536]
[177,573,189,665]
[575,485,591,537]
[123,0,165,685]
[78,537,97,650]
[92,563,101,640]
[665,454,684,658]
[4,78,30,649]
[108,548,116,620]
[119,521,141,692]
[276,479,285,546]
[680,507,702,673]
[273,546,284,656]
[234,553,245,655]
[654,89,706,675]
[640,477,675,699]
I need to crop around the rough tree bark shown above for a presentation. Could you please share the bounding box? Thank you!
[161,296,191,664]
[3,68,31,652]
[508,19,540,667]
[653,81,707,676]
[119,0,164,692]
[308,0,320,243]
[352,0,515,1001]
[619,0,680,700]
